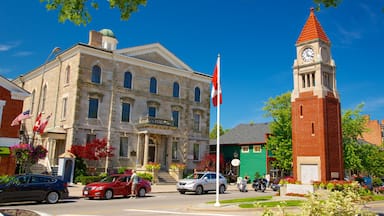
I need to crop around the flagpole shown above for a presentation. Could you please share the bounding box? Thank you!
[214,54,221,207]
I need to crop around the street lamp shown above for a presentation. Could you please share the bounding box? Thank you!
[30,47,61,146]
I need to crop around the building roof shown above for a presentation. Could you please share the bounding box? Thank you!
[210,123,271,145]
[0,75,30,100]
[296,8,330,45]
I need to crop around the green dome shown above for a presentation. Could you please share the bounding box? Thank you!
[99,29,115,38]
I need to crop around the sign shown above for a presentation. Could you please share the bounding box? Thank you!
[231,159,240,167]
[30,164,47,174]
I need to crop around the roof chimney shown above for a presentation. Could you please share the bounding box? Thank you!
[88,30,103,48]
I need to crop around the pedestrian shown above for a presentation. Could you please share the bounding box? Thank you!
[128,170,139,199]
[265,173,270,188]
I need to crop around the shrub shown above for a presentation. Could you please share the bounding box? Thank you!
[145,162,160,171]
[138,172,153,182]
[170,163,186,170]
[75,175,105,185]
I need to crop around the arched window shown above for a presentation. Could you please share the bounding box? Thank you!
[194,87,201,102]
[150,77,157,94]
[173,82,180,98]
[123,71,132,89]
[91,65,101,84]
[41,85,47,112]
[65,65,70,84]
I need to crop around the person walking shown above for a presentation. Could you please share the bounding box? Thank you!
[129,170,139,199]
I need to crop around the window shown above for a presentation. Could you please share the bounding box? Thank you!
[194,87,200,102]
[172,110,179,127]
[0,100,5,127]
[86,134,96,144]
[312,122,315,135]
[193,143,200,161]
[88,98,99,118]
[41,84,47,112]
[121,103,131,122]
[253,145,261,153]
[173,82,180,98]
[193,113,200,132]
[62,97,68,120]
[120,137,129,157]
[300,105,303,117]
[241,146,249,153]
[148,106,156,117]
[65,65,70,84]
[30,90,35,114]
[91,65,101,84]
[172,142,178,160]
[124,71,132,89]
[150,77,157,94]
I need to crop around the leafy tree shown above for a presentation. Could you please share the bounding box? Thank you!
[196,154,224,172]
[209,123,226,139]
[263,92,292,176]
[40,0,146,25]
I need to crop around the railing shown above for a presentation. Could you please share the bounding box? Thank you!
[138,116,175,127]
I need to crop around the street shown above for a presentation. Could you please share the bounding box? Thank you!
[0,189,276,216]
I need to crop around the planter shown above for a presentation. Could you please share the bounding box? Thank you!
[280,184,314,196]
[169,168,184,181]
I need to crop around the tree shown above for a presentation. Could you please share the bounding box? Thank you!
[40,0,147,26]
[263,92,292,176]
[313,0,342,9]
[209,123,226,139]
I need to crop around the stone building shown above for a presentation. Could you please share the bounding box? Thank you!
[13,29,211,175]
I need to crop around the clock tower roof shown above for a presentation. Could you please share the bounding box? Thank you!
[296,8,330,45]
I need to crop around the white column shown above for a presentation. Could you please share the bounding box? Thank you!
[136,134,141,168]
[143,134,149,166]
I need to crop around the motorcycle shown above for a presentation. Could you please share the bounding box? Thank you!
[252,178,267,192]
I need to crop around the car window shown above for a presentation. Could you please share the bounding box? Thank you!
[100,176,115,182]
[31,176,54,183]
[118,176,127,182]
[15,176,29,184]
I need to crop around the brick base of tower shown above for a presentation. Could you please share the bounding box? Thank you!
[292,91,344,183]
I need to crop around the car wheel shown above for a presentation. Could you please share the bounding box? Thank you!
[219,185,226,194]
[138,188,146,197]
[195,185,203,195]
[104,189,113,200]
[46,191,60,204]
[88,197,94,200]
[179,191,186,194]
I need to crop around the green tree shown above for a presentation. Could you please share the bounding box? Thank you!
[40,0,146,25]
[341,103,367,176]
[209,123,225,139]
[263,92,292,176]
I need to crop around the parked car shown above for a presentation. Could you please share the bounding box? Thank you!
[176,171,227,195]
[82,174,151,200]
[0,174,69,204]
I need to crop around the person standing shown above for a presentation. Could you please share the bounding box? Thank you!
[129,170,139,199]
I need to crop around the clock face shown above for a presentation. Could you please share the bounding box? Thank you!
[302,48,314,62]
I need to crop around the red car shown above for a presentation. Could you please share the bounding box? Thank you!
[82,174,151,200]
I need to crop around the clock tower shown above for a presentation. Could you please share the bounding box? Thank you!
[291,8,344,183]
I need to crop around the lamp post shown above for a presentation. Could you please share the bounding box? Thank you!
[30,47,61,146]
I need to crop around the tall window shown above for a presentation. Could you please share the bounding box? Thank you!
[41,84,47,112]
[120,137,129,157]
[172,110,179,127]
[86,134,96,144]
[30,90,35,114]
[124,71,132,89]
[65,65,70,84]
[150,77,157,94]
[121,102,131,122]
[194,87,200,102]
[193,144,200,161]
[193,113,201,132]
[172,142,178,160]
[148,106,156,117]
[62,97,68,120]
[173,82,180,98]
[88,98,99,118]
[91,65,101,84]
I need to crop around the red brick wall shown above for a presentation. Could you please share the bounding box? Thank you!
[361,116,382,146]
[0,86,23,138]
[292,92,343,182]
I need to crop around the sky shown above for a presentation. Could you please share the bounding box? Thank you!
[1,0,384,130]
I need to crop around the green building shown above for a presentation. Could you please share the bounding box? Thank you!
[210,123,271,182]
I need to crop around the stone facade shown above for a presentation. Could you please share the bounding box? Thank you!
[13,30,211,173]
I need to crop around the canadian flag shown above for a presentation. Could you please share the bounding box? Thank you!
[211,56,222,107]
[37,113,51,134]
[33,112,42,132]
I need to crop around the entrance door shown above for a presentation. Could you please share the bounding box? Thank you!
[300,164,319,184]
[148,146,155,163]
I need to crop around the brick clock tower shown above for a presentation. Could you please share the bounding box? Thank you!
[291,8,344,183]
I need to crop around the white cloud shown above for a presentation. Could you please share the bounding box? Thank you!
[13,51,33,57]
[0,41,20,52]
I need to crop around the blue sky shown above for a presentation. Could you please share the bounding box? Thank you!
[1,1,384,130]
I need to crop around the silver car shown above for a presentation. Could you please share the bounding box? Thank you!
[176,171,227,195]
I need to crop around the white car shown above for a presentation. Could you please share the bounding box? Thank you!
[176,171,227,195]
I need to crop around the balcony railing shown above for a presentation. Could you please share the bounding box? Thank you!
[138,116,175,128]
